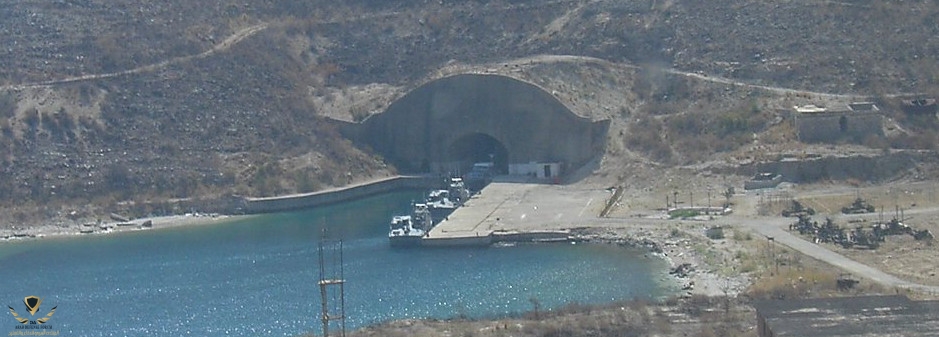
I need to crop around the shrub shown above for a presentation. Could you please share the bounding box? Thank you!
[669,209,700,219]
[705,226,725,239]
[747,269,839,300]
[0,92,15,118]
[669,227,683,237]
[624,117,673,163]
[732,230,752,241]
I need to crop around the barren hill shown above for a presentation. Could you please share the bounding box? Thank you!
[1,0,938,225]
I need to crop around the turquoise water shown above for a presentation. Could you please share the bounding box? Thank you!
[0,190,675,336]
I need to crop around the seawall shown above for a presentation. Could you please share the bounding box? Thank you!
[422,234,494,247]
[492,230,571,243]
[420,230,572,247]
[242,176,440,214]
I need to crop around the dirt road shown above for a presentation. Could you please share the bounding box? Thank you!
[588,183,939,295]
[0,23,270,92]
[743,219,939,293]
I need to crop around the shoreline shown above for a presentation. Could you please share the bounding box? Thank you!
[0,213,250,244]
[0,175,439,241]
[1,180,744,300]
[0,209,729,297]
[570,225,750,298]
[1,215,743,302]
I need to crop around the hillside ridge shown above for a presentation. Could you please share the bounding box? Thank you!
[1,0,937,227]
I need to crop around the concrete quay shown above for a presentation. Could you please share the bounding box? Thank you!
[422,180,609,247]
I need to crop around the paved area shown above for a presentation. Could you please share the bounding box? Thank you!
[427,181,609,239]
[425,178,939,294]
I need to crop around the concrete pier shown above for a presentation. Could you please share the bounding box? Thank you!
[422,181,608,247]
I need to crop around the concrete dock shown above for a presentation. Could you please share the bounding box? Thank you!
[422,180,609,246]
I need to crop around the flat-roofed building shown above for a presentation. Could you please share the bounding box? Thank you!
[793,102,883,144]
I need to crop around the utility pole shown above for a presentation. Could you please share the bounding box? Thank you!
[318,229,346,337]
[768,236,778,274]
[707,188,712,214]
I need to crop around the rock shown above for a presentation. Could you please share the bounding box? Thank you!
[670,263,695,278]
[109,213,130,222]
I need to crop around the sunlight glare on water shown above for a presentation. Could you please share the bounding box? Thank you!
[0,190,675,336]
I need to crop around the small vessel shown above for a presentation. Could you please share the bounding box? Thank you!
[426,177,471,221]
[425,189,456,221]
[388,203,433,247]
[448,177,471,204]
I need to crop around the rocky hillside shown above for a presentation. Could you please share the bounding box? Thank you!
[1,0,938,223]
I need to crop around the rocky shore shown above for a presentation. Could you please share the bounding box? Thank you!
[0,213,243,242]
[2,205,751,304]
[569,225,751,298]
[2,207,750,301]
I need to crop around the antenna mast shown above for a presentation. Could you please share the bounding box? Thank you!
[317,229,346,337]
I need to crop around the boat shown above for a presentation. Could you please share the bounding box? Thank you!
[388,203,433,247]
[448,177,471,204]
[425,189,456,221]
[426,177,471,221]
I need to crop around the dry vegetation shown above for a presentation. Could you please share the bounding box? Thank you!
[3,2,939,336]
[330,296,756,337]
[1,1,938,225]
[739,236,890,300]
[295,221,899,337]
[765,182,939,288]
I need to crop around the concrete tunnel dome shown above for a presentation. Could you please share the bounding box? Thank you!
[360,73,609,178]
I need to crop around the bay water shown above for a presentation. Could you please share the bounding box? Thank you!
[0,190,676,336]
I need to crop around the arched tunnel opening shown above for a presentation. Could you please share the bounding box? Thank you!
[448,133,509,175]
[358,74,610,180]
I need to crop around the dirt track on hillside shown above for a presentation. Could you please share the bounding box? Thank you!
[0,23,270,91]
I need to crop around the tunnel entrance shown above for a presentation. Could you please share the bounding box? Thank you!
[358,74,610,180]
[448,133,508,174]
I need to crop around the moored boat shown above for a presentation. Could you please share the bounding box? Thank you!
[426,177,471,222]
[426,189,457,221]
[388,203,433,247]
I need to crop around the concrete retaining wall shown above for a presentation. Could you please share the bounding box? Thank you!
[795,112,883,144]
[422,234,493,247]
[733,151,932,184]
[242,176,439,214]
[492,230,570,243]
[418,230,572,247]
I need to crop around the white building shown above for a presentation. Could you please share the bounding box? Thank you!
[508,162,561,179]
